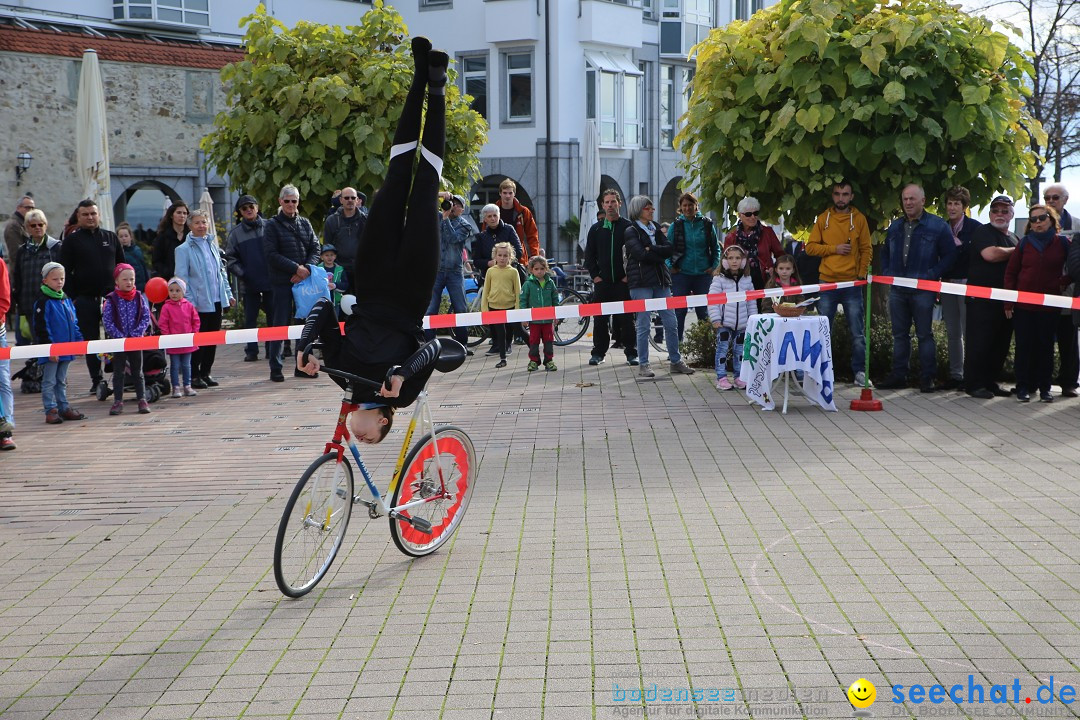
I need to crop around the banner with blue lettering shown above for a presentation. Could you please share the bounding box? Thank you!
[740,314,837,412]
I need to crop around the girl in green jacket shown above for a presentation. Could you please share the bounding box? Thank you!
[519,256,559,371]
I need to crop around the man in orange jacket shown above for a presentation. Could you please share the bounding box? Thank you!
[804,180,873,387]
[498,178,539,263]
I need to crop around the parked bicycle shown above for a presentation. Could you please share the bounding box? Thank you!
[273,341,477,598]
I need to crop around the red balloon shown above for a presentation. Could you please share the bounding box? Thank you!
[145,276,169,304]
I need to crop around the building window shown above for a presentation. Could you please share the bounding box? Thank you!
[113,0,209,27]
[420,0,451,7]
[660,64,675,148]
[460,54,488,120]
[734,0,763,20]
[504,51,533,123]
[586,51,644,148]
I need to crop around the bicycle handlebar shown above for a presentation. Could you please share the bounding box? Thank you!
[301,343,385,391]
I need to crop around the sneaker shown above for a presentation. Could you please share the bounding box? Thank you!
[243,354,259,362]
[495,359,507,369]
[202,376,219,387]
[544,361,557,371]
[588,355,604,366]
[0,436,15,451]
[1061,387,1079,398]
[639,363,655,378]
[1017,390,1031,403]
[527,361,539,372]
[734,378,747,389]
[45,409,63,424]
[854,371,873,389]
[109,401,123,416]
[485,346,501,355]
[0,418,12,436]
[270,373,285,382]
[171,388,182,399]
[991,385,1013,398]
[627,357,639,366]
[966,388,994,399]
[183,386,198,397]
[190,377,208,389]
[1040,391,1054,403]
[138,399,151,414]
[60,408,86,421]
[716,376,733,391]
[669,361,695,375]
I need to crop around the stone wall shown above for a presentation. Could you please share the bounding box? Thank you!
[0,51,227,228]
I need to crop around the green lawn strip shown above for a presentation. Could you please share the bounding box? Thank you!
[434,447,510,720]
[607,432,649,717]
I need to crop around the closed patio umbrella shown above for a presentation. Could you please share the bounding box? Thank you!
[578,120,600,252]
[76,49,114,230]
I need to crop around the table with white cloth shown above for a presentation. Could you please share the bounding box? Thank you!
[738,314,837,413]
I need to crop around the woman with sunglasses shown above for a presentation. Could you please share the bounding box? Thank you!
[12,209,62,346]
[1004,204,1070,403]
[724,197,784,286]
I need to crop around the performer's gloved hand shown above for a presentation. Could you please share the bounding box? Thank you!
[297,350,320,376]
[379,374,404,399]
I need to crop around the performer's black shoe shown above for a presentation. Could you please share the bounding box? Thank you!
[429,50,449,91]
[411,36,431,75]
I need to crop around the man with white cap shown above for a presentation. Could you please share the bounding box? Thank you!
[964,195,1019,399]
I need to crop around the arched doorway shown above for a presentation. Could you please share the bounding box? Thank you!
[468,175,535,228]
[659,176,684,225]
[116,180,181,245]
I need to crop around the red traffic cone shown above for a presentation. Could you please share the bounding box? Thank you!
[850,278,882,411]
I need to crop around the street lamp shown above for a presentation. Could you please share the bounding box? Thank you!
[15,152,32,186]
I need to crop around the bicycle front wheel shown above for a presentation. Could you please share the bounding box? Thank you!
[554,288,590,346]
[274,453,354,597]
[389,426,476,557]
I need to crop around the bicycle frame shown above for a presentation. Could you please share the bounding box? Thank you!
[321,389,450,521]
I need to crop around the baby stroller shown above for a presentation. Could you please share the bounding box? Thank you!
[96,313,170,403]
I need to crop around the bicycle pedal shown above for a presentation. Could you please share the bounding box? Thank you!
[409,517,433,535]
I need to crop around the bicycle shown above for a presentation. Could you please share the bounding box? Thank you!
[273,342,477,598]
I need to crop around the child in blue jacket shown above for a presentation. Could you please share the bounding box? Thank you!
[33,262,87,424]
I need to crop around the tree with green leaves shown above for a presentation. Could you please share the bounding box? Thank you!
[677,0,1045,232]
[201,1,487,231]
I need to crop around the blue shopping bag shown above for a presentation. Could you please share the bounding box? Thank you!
[292,264,331,319]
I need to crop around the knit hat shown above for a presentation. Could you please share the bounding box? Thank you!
[168,276,187,292]
[113,263,135,280]
[236,194,258,212]
[41,261,64,279]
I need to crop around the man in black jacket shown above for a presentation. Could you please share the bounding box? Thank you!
[263,185,320,382]
[583,189,637,366]
[323,187,366,271]
[225,195,271,363]
[60,200,124,392]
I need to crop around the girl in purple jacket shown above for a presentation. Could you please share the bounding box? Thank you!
[102,263,152,415]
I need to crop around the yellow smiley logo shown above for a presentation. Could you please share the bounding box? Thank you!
[847,678,876,709]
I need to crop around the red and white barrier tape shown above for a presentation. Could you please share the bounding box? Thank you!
[5,276,1075,361]
[870,275,1080,310]
[0,281,859,361]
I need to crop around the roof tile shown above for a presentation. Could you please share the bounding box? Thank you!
[0,25,244,69]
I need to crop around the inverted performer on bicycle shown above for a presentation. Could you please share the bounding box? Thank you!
[296,37,456,443]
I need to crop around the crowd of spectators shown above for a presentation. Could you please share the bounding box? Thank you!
[1,179,1076,454]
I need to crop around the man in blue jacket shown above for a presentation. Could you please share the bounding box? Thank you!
[879,184,958,392]
[424,192,472,349]
[225,195,271,363]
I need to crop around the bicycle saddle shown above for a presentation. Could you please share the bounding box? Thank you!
[434,338,467,373]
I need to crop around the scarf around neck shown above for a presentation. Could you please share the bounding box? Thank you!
[41,285,65,300]
[1026,228,1057,253]
[115,287,137,301]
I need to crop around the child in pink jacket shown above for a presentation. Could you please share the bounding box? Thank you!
[158,277,201,398]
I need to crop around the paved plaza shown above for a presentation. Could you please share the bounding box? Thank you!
[1,336,1079,720]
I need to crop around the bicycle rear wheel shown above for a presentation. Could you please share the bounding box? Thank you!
[389,426,476,557]
[464,290,487,348]
[554,288,590,346]
[274,453,354,597]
